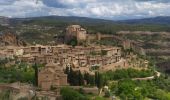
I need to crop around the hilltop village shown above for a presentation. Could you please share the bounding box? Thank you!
[0,25,151,99]
[0,25,159,100]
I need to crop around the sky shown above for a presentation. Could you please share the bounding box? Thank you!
[0,0,170,20]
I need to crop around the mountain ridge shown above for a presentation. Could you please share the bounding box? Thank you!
[119,16,170,25]
[1,16,170,26]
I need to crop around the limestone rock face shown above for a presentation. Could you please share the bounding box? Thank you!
[0,32,26,46]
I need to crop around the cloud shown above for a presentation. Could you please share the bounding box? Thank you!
[0,0,170,20]
[135,0,170,3]
[0,0,15,5]
[0,0,50,17]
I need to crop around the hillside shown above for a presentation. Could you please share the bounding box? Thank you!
[1,16,170,45]
[12,16,170,33]
[0,16,170,44]
[0,16,170,33]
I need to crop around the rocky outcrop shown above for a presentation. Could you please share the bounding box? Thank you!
[0,32,26,46]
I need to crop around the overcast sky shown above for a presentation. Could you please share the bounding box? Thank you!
[0,0,170,20]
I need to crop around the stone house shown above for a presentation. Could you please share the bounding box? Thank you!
[30,46,41,56]
[18,54,34,64]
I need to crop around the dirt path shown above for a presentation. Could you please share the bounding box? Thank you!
[132,71,160,81]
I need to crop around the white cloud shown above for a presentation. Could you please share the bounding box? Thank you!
[0,0,170,20]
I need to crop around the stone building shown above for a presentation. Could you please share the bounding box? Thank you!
[65,25,87,44]
[38,63,67,90]
[2,43,123,73]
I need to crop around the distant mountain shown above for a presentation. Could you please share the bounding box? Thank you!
[119,16,170,25]
[14,16,170,25]
[1,16,170,26]
[8,16,115,26]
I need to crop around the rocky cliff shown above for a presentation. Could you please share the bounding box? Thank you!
[0,32,26,46]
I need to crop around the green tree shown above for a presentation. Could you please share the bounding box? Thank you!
[60,87,89,100]
[95,72,99,86]
[32,63,38,86]
[89,75,95,86]
[95,72,104,89]
[78,70,84,85]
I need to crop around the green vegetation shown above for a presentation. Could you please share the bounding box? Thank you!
[60,87,109,100]
[109,75,170,100]
[65,67,155,88]
[62,73,170,100]
[96,39,118,46]
[93,96,107,100]
[64,67,170,100]
[23,19,68,27]
[20,30,55,44]
[0,62,43,85]
[86,24,170,34]
[0,58,9,67]
[0,64,34,84]
[61,87,89,100]
[66,37,78,46]
[32,63,38,86]
[65,67,95,86]
[65,67,105,88]
[103,68,155,80]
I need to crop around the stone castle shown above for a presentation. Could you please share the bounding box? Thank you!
[65,25,87,44]
[63,25,101,45]
[63,25,145,55]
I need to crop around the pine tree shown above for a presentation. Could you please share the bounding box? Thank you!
[98,73,104,89]
[95,72,104,89]
[84,73,90,85]
[69,67,74,85]
[89,75,95,86]
[95,71,99,86]
[65,66,70,74]
[32,63,38,86]
[78,70,84,86]
[65,66,70,83]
